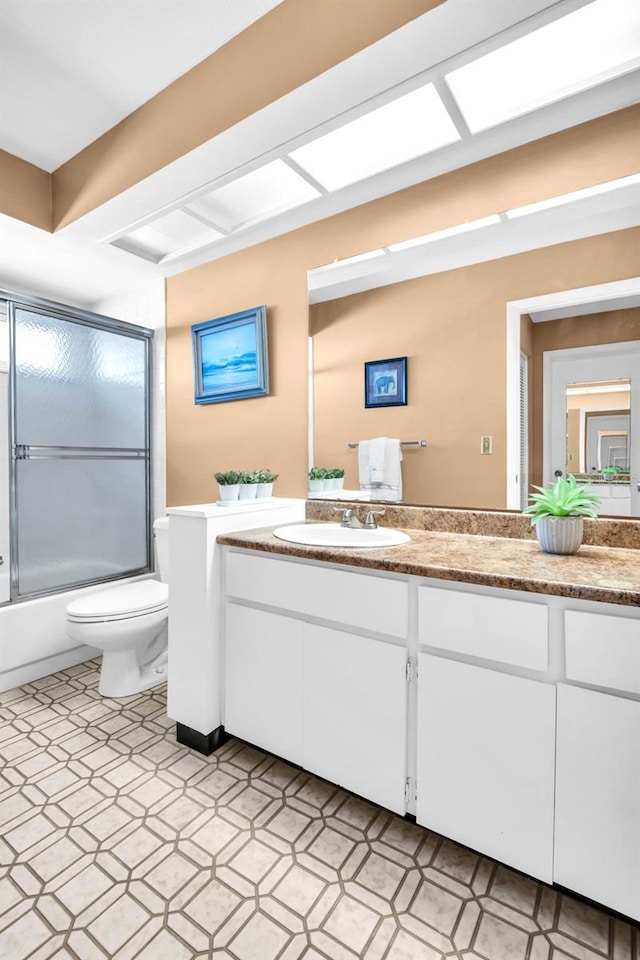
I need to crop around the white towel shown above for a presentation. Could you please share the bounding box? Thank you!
[358,440,372,487]
[358,438,403,500]
[369,438,387,483]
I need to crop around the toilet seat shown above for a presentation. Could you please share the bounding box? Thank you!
[66,581,169,624]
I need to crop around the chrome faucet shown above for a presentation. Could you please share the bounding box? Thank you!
[334,507,385,529]
[364,510,385,529]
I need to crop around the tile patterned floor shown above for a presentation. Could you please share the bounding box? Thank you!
[0,660,636,960]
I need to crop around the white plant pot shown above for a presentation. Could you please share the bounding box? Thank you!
[218,484,239,501]
[256,482,274,498]
[239,483,258,499]
[536,515,584,555]
[309,479,325,492]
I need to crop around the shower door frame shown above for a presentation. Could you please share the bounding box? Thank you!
[2,288,154,604]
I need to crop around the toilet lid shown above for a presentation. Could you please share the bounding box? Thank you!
[67,580,168,621]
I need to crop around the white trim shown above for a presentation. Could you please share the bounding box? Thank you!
[308,336,315,473]
[505,277,640,508]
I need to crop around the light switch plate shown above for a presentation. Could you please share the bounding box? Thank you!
[481,436,492,455]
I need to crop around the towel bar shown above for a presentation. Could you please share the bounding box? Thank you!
[347,440,428,448]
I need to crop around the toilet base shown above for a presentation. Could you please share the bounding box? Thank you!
[99,648,167,698]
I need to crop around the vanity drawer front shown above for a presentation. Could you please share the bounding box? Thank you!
[225,551,408,638]
[565,610,640,694]
[418,585,548,670]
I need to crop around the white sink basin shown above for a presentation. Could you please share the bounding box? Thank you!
[272,522,410,548]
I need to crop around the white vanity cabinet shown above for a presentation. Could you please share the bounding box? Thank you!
[554,684,640,921]
[554,608,640,921]
[417,656,556,882]
[223,550,409,813]
[416,584,555,882]
[220,545,640,919]
[225,604,304,766]
[304,623,407,814]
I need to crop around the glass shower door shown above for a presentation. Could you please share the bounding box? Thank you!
[10,304,151,599]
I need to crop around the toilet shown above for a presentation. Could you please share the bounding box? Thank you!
[66,518,169,697]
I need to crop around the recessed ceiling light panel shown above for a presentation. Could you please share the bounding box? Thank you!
[186,159,320,232]
[289,83,460,191]
[112,210,222,262]
[446,0,640,133]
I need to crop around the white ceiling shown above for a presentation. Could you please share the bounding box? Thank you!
[0,0,282,171]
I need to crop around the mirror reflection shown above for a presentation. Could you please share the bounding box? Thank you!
[310,274,639,516]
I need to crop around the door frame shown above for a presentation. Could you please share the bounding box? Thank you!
[505,277,640,509]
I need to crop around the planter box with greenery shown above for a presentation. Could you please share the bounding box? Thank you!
[523,474,599,555]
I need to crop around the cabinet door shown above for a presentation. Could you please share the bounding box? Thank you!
[303,624,407,814]
[555,684,640,921]
[224,604,303,765]
[416,655,555,881]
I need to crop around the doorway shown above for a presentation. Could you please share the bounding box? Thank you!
[544,341,639,516]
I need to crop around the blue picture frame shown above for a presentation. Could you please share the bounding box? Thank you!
[192,306,269,404]
[364,356,407,408]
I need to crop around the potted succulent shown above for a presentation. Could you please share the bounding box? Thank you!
[214,470,241,502]
[523,474,600,555]
[238,470,260,500]
[308,466,326,492]
[256,469,278,499]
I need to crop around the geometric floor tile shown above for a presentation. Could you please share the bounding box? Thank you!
[0,657,637,960]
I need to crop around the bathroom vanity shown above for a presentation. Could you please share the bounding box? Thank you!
[213,512,640,923]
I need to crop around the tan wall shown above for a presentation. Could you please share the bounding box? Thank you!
[0,150,51,231]
[166,109,640,508]
[530,308,640,486]
[52,0,442,229]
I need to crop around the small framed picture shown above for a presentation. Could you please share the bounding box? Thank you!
[192,305,269,404]
[364,356,407,408]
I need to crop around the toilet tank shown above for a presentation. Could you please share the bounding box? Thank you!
[153,517,169,583]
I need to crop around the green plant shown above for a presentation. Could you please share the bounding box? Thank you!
[331,467,345,479]
[238,470,260,484]
[523,474,599,525]
[214,470,241,485]
[309,467,325,481]
[257,469,279,483]
[601,466,624,476]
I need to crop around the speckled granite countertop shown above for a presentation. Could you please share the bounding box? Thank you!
[217,526,640,607]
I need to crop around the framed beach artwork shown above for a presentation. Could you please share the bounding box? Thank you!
[364,356,407,408]
[192,306,269,404]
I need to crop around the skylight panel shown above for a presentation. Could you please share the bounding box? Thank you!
[388,215,501,252]
[505,173,640,218]
[288,84,460,192]
[186,159,320,233]
[446,0,640,133]
[115,210,222,262]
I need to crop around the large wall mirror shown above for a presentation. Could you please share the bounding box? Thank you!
[309,258,640,516]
